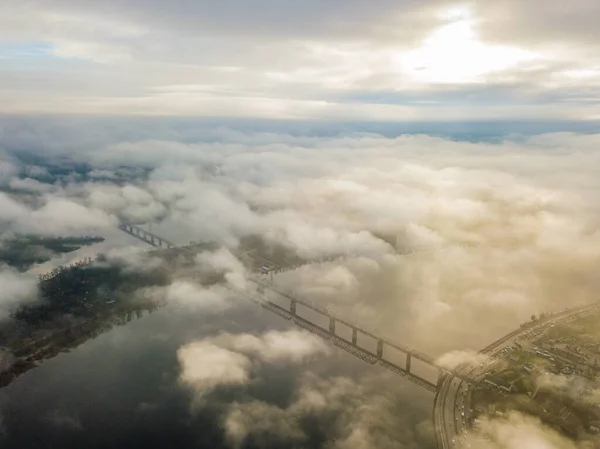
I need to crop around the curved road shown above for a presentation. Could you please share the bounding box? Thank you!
[434,302,600,449]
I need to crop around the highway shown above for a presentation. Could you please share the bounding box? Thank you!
[434,302,600,449]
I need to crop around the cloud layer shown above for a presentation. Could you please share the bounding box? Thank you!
[2,125,600,355]
[1,1,599,119]
[2,117,599,448]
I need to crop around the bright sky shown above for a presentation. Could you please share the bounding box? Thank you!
[0,0,599,120]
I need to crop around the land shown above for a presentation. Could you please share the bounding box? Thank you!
[465,308,600,444]
[0,252,171,388]
[0,235,105,271]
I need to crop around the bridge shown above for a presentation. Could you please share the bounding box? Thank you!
[119,222,480,393]
[118,223,177,249]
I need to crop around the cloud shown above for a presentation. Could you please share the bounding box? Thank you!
[216,329,331,364]
[223,373,427,449]
[0,161,18,186]
[5,118,600,447]
[195,248,248,290]
[0,348,14,372]
[436,350,489,371]
[86,183,167,223]
[469,411,581,449]
[224,401,304,448]
[534,372,572,394]
[0,191,117,235]
[8,177,54,193]
[2,123,600,358]
[0,267,38,320]
[177,330,331,405]
[148,280,231,313]
[177,341,251,392]
[102,245,163,272]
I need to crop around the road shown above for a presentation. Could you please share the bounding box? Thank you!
[434,302,600,449]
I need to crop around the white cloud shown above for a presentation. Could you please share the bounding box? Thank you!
[86,183,166,223]
[0,267,38,320]
[157,280,231,313]
[469,411,580,449]
[195,248,248,290]
[2,127,600,357]
[177,330,330,405]
[103,245,163,272]
[223,373,427,449]
[177,341,251,392]
[436,350,489,371]
[0,192,117,235]
[31,198,116,233]
[219,329,331,364]
[0,161,18,186]
[8,177,54,193]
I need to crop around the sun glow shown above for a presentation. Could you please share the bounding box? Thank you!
[397,7,538,84]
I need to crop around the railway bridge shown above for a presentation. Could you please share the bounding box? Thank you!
[119,222,479,393]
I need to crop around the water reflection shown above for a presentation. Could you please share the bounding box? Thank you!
[0,299,434,448]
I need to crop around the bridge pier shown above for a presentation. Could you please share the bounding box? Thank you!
[406,352,412,372]
[377,340,383,358]
[329,317,336,334]
[290,300,297,316]
[352,328,357,345]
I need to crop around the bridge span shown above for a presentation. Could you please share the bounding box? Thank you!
[118,223,176,249]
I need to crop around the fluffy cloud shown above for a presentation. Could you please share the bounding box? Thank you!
[86,184,167,223]
[4,118,600,447]
[436,350,489,371]
[3,127,600,356]
[0,192,117,236]
[177,330,331,402]
[149,280,231,313]
[468,412,581,449]
[195,248,248,290]
[0,267,38,320]
[223,373,429,449]
[102,245,163,272]
[216,329,331,364]
[177,341,251,392]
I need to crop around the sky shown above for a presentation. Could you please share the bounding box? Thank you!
[1,0,600,120]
